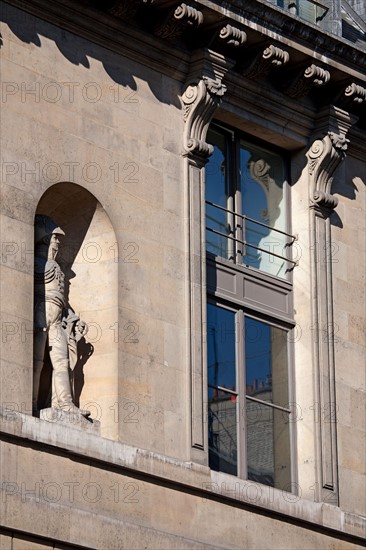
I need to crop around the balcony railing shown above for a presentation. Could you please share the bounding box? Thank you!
[206,200,297,278]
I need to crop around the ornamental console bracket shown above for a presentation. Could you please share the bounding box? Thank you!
[241,44,290,79]
[182,50,234,164]
[307,131,348,213]
[155,3,203,41]
[286,63,331,99]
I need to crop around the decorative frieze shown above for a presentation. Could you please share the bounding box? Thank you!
[287,64,330,98]
[242,44,289,79]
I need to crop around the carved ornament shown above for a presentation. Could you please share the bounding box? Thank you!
[312,190,338,210]
[155,3,203,40]
[344,82,366,104]
[174,3,203,27]
[182,76,227,161]
[307,132,349,211]
[219,25,247,48]
[287,64,330,98]
[242,44,289,79]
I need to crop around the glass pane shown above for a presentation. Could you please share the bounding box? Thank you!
[206,128,234,260]
[209,394,237,476]
[207,303,236,391]
[244,318,289,409]
[246,400,291,489]
[240,141,288,278]
[207,303,237,475]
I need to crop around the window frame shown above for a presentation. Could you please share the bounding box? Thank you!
[205,122,298,491]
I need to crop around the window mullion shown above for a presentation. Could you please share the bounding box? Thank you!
[234,134,243,265]
[226,134,237,262]
[236,309,246,479]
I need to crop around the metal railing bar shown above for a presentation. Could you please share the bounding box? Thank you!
[206,227,298,266]
[206,200,296,242]
[246,394,291,413]
[209,384,238,396]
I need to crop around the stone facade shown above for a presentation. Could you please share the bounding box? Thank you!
[0,0,365,548]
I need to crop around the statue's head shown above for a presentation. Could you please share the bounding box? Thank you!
[35,215,65,259]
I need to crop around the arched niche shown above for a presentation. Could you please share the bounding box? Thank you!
[35,182,118,440]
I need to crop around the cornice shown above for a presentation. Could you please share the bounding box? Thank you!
[2,0,365,134]
[197,0,366,76]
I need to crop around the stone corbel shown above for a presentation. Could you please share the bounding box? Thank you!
[218,24,247,48]
[155,3,203,41]
[182,50,233,165]
[287,64,330,98]
[182,76,226,163]
[307,131,348,214]
[344,82,366,104]
[241,44,289,79]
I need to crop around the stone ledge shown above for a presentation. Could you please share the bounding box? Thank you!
[0,410,365,542]
[39,408,101,435]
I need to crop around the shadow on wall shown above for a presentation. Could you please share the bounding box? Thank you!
[36,182,119,439]
[0,2,182,107]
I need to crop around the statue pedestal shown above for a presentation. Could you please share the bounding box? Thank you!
[40,408,101,435]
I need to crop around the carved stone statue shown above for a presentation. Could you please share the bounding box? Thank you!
[33,215,90,418]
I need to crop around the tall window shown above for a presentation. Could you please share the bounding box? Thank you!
[206,123,296,491]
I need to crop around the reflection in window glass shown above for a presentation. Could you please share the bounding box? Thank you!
[207,303,236,391]
[245,316,291,488]
[245,317,289,408]
[246,401,291,488]
[206,128,233,260]
[207,303,237,475]
[240,142,287,278]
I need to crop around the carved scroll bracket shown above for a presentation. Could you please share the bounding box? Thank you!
[307,131,348,213]
[286,64,330,99]
[306,105,357,214]
[155,3,203,41]
[241,44,289,79]
[182,50,233,164]
[218,24,247,48]
[344,82,366,104]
